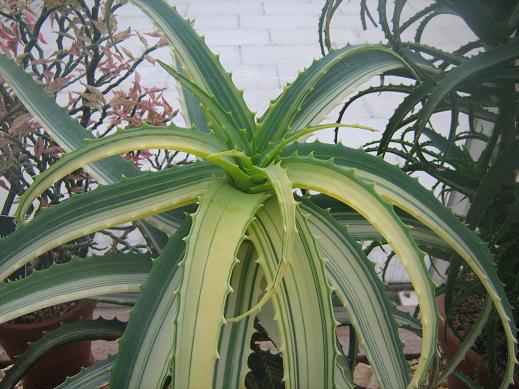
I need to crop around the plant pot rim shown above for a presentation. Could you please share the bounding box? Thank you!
[0,300,97,330]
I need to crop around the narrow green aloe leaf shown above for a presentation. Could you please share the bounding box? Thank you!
[414,40,519,140]
[172,55,210,132]
[56,356,115,389]
[0,162,219,283]
[229,164,297,322]
[0,53,135,184]
[289,46,412,133]
[129,0,255,138]
[0,254,150,325]
[0,53,182,235]
[256,45,410,154]
[287,141,518,386]
[110,219,191,389]
[172,180,267,389]
[250,201,341,389]
[307,194,451,258]
[283,156,437,388]
[0,319,125,389]
[256,300,354,388]
[437,297,492,386]
[214,242,265,388]
[158,60,249,153]
[16,125,230,222]
[301,199,409,388]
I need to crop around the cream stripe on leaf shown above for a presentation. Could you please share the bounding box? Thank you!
[0,254,150,325]
[213,242,265,389]
[283,156,437,388]
[171,180,267,389]
[301,199,409,388]
[0,54,184,234]
[287,141,518,386]
[110,219,191,389]
[16,125,233,223]
[0,162,219,283]
[256,45,410,155]
[249,201,340,389]
[127,0,255,140]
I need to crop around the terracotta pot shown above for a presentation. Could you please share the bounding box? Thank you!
[0,300,97,389]
[437,294,517,389]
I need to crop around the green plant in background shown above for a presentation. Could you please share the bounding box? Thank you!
[320,0,519,386]
[0,0,516,388]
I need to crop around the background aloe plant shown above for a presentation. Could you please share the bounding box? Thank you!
[320,0,519,386]
[0,0,516,388]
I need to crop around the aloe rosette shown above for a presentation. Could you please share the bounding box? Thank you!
[0,0,515,388]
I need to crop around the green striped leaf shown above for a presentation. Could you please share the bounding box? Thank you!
[173,55,210,133]
[437,296,492,386]
[250,201,340,389]
[0,53,185,235]
[307,195,451,258]
[287,141,518,386]
[0,319,125,389]
[256,45,407,153]
[111,219,190,388]
[230,164,297,322]
[0,162,218,283]
[0,254,150,325]
[129,0,255,138]
[172,180,267,388]
[158,61,249,153]
[16,125,231,222]
[0,54,135,184]
[214,242,265,388]
[56,356,115,389]
[414,40,519,141]
[290,45,411,133]
[283,156,437,388]
[301,198,409,388]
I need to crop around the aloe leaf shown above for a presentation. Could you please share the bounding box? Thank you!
[229,164,297,321]
[288,46,411,133]
[256,45,407,153]
[171,180,267,388]
[213,242,264,388]
[378,81,432,155]
[129,0,255,138]
[307,195,451,257]
[0,54,136,183]
[301,198,409,388]
[287,141,518,387]
[172,55,210,132]
[89,293,139,306]
[0,162,219,282]
[158,61,249,153]
[466,141,519,228]
[0,319,125,389]
[56,355,115,389]
[283,156,437,388]
[414,40,519,138]
[250,201,341,389]
[437,297,492,386]
[0,254,150,325]
[0,53,184,236]
[110,219,190,388]
[16,125,231,222]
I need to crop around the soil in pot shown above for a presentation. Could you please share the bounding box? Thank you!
[0,300,97,389]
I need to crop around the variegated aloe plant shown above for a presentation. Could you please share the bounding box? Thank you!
[0,0,516,388]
